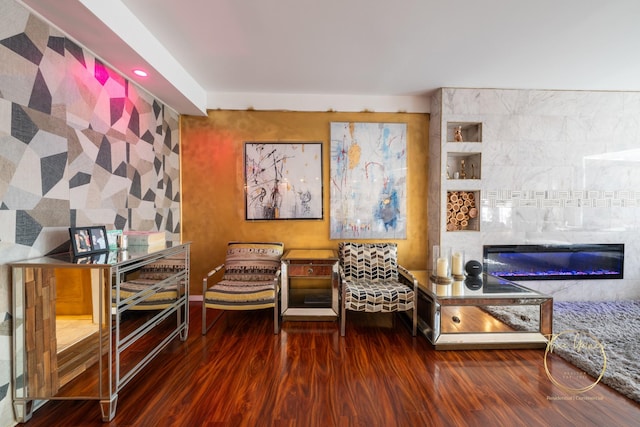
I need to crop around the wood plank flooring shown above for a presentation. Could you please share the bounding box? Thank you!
[21,303,640,427]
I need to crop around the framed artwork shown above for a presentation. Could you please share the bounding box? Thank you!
[330,122,408,239]
[245,142,323,220]
[69,226,109,256]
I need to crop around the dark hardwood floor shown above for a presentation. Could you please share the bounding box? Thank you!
[22,303,640,427]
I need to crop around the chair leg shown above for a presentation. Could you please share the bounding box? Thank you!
[202,305,225,335]
[202,298,207,335]
[412,307,417,336]
[340,301,346,337]
[273,294,280,334]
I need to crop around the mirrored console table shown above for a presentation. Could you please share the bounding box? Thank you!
[11,243,190,422]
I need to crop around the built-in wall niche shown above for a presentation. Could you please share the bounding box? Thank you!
[447,122,482,143]
[446,190,480,231]
[446,152,481,180]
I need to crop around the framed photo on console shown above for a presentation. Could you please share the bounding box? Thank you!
[69,226,109,256]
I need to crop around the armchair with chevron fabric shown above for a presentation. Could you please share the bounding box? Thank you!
[338,242,417,337]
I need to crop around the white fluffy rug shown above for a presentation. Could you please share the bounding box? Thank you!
[484,300,640,403]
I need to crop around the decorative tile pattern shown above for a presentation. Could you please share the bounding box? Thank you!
[483,190,640,208]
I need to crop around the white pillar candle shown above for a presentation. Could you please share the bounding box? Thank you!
[452,280,464,296]
[436,283,451,296]
[436,257,449,277]
[432,245,440,272]
[452,252,463,275]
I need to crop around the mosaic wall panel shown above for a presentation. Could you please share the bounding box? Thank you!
[483,190,640,208]
[0,1,181,422]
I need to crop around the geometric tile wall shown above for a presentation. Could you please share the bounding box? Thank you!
[0,0,181,255]
[0,1,180,422]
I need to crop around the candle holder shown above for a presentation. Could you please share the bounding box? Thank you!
[431,245,452,284]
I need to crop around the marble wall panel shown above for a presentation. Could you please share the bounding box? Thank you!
[434,87,640,302]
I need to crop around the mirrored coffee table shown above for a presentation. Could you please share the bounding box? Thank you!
[412,271,552,350]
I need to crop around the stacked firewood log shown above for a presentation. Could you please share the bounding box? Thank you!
[446,191,477,231]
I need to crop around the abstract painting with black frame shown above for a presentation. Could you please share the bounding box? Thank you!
[245,142,323,220]
[69,226,109,256]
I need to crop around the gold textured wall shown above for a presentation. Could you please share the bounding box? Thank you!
[180,110,429,295]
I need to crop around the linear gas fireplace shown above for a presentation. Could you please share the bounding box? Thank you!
[483,244,624,281]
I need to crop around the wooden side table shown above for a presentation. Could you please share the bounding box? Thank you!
[281,249,339,321]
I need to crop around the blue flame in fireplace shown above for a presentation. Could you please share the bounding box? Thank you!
[483,244,624,281]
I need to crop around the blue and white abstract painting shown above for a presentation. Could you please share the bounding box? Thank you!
[330,122,407,239]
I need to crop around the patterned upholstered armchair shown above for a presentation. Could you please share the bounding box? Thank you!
[202,242,284,335]
[338,242,417,336]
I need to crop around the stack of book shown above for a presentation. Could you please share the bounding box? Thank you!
[124,230,166,251]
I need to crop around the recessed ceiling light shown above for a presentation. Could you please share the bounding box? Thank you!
[133,69,148,77]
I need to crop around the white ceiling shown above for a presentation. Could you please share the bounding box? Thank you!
[19,0,640,115]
